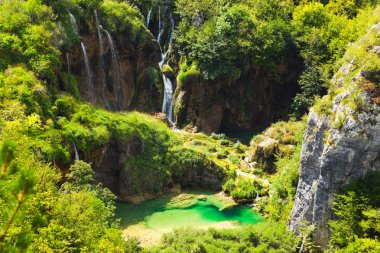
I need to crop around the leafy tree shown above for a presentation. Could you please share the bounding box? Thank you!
[329,172,380,251]
[0,140,36,252]
[62,160,117,211]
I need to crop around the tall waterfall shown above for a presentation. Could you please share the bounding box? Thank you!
[94,10,110,109]
[81,42,93,95]
[101,26,122,110]
[146,7,152,28]
[156,7,175,125]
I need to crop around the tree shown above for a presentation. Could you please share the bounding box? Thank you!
[0,140,36,252]
[62,160,117,212]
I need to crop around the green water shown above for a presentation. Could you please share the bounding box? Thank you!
[221,127,265,145]
[116,191,263,231]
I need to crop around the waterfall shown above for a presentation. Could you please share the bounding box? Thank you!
[68,11,93,98]
[69,12,79,35]
[168,12,175,46]
[157,7,164,46]
[94,10,104,55]
[157,7,175,126]
[146,7,152,28]
[101,26,122,110]
[94,10,110,109]
[162,76,174,123]
[66,52,71,73]
[73,141,80,161]
[81,42,93,96]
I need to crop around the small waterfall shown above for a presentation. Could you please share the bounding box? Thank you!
[73,141,80,161]
[69,12,79,35]
[66,52,71,73]
[162,76,174,123]
[146,7,152,28]
[68,11,93,98]
[157,7,175,125]
[94,10,110,109]
[81,42,93,95]
[101,26,122,110]
[94,10,104,55]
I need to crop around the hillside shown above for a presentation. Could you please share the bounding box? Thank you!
[0,0,379,252]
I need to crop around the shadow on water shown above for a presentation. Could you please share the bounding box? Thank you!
[220,127,266,146]
[116,192,175,227]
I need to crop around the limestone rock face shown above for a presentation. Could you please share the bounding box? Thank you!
[289,24,380,247]
[175,59,302,134]
[61,23,162,113]
[290,104,380,247]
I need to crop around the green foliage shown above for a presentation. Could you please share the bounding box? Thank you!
[223,177,268,203]
[162,64,175,77]
[0,0,61,78]
[291,67,325,117]
[147,223,297,252]
[291,1,380,116]
[0,140,36,251]
[1,0,380,251]
[60,73,81,99]
[328,172,380,251]
[253,120,306,222]
[62,161,117,210]
[100,0,148,44]
[0,66,52,118]
[335,238,380,253]
[175,0,293,80]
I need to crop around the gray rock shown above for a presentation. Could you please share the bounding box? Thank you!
[289,100,380,248]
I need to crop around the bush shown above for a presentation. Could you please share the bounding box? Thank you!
[148,223,297,252]
[329,172,380,250]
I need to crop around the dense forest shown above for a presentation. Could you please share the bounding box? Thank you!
[0,0,379,252]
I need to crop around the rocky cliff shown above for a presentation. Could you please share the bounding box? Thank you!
[174,59,302,134]
[87,132,226,202]
[60,11,163,112]
[289,23,380,248]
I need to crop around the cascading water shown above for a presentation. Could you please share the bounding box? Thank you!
[69,11,93,97]
[81,42,93,96]
[101,26,123,110]
[73,141,80,161]
[94,10,110,109]
[156,7,175,126]
[146,7,152,28]
[69,12,79,35]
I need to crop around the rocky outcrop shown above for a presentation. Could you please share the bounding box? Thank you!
[289,23,380,248]
[90,134,225,201]
[290,105,380,247]
[175,60,302,134]
[249,121,305,173]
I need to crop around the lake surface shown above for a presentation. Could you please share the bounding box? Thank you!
[116,190,263,246]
